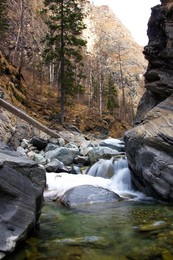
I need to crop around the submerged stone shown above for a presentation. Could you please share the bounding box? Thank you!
[133,221,168,232]
[55,236,110,249]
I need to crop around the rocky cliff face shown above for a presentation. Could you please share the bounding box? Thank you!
[3,0,45,72]
[124,0,173,202]
[0,0,147,142]
[85,4,147,109]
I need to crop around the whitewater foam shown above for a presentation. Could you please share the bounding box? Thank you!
[45,158,146,201]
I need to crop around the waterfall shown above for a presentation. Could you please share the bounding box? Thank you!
[111,158,132,193]
[109,158,145,199]
[112,157,128,172]
[111,167,132,193]
[45,157,145,201]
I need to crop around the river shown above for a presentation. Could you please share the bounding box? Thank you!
[6,158,173,260]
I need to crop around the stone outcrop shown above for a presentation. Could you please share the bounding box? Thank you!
[60,185,121,208]
[124,0,173,202]
[0,141,46,259]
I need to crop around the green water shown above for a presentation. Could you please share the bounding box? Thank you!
[8,200,173,260]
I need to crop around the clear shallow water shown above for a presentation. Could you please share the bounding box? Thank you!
[6,158,173,259]
[8,200,173,260]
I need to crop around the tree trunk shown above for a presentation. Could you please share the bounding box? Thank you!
[60,0,65,125]
[118,46,126,121]
[0,98,60,138]
[89,65,93,108]
[99,74,102,119]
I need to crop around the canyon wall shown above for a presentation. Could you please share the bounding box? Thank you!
[124,0,173,202]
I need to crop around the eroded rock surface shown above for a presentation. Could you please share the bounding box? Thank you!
[124,1,173,202]
[0,141,46,258]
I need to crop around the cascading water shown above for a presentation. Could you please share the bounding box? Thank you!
[109,159,145,199]
[45,157,145,201]
[110,161,133,193]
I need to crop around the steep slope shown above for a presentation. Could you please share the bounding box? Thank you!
[0,0,147,140]
[3,0,45,73]
[86,4,147,109]
[0,50,37,145]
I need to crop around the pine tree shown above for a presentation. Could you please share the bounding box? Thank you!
[42,0,87,124]
[106,73,119,115]
[0,0,8,39]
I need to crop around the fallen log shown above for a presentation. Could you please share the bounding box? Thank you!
[0,98,60,138]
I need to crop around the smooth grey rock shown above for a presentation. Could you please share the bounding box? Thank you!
[45,143,60,152]
[45,159,69,173]
[60,185,122,207]
[45,147,79,166]
[88,146,119,164]
[34,153,47,165]
[99,138,125,152]
[80,146,93,156]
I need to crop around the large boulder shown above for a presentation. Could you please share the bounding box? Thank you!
[124,1,173,202]
[87,146,120,164]
[60,185,122,207]
[0,142,46,258]
[45,147,79,166]
[124,96,173,201]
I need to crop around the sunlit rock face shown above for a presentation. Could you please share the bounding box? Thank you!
[124,0,173,202]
